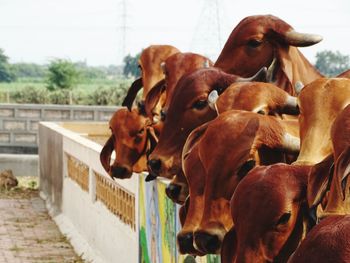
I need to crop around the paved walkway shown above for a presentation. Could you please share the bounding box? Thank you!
[0,189,83,263]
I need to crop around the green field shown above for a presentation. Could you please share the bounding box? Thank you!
[0,78,133,105]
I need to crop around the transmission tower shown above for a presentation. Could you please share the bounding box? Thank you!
[190,0,225,62]
[117,0,130,64]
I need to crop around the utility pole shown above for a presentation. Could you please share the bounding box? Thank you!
[190,0,225,61]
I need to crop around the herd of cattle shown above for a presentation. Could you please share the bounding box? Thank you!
[99,15,350,262]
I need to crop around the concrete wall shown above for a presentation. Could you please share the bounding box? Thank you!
[0,154,38,177]
[39,122,139,263]
[0,103,118,150]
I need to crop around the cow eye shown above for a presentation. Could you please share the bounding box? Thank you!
[247,39,262,48]
[276,212,291,225]
[192,100,208,110]
[137,128,145,135]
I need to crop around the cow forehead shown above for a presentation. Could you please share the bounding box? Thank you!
[109,110,145,133]
[233,166,296,222]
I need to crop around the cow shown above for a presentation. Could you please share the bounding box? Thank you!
[177,110,300,255]
[222,163,314,263]
[100,52,212,179]
[122,44,180,111]
[287,215,350,263]
[294,78,350,165]
[221,105,350,263]
[308,104,350,218]
[288,107,350,263]
[144,52,213,124]
[214,14,323,95]
[148,67,299,203]
[99,108,157,179]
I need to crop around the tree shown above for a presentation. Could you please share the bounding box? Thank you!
[46,59,80,90]
[0,48,16,82]
[315,50,350,77]
[123,53,141,78]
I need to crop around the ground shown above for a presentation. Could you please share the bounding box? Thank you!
[0,177,84,263]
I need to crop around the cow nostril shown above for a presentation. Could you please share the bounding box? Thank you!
[194,231,221,254]
[177,233,194,254]
[111,166,128,178]
[165,183,181,200]
[147,158,161,172]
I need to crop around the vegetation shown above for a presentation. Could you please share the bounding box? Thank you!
[0,49,16,82]
[315,50,350,76]
[0,47,347,105]
[123,52,141,78]
[46,59,80,90]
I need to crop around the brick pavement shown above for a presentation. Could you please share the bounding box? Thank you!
[0,189,83,263]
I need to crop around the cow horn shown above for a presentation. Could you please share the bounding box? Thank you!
[284,30,323,47]
[122,77,143,111]
[237,67,268,82]
[100,135,115,174]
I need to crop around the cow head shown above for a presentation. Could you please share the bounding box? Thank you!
[148,67,267,179]
[144,52,213,126]
[225,164,312,263]
[99,108,157,179]
[308,104,350,219]
[295,78,350,165]
[179,111,300,256]
[122,45,180,110]
[214,15,323,95]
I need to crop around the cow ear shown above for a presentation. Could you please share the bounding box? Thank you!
[144,79,166,118]
[182,122,210,161]
[146,127,159,157]
[274,48,297,95]
[237,66,268,83]
[333,146,350,201]
[307,154,334,210]
[100,135,115,174]
[237,159,256,179]
[122,77,143,111]
[179,197,190,227]
[221,227,237,263]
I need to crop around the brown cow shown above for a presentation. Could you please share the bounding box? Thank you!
[145,52,213,123]
[308,104,350,218]
[122,44,180,110]
[295,78,350,165]
[287,215,350,263]
[177,111,300,255]
[222,105,350,263]
[222,164,313,263]
[288,106,350,262]
[100,108,157,179]
[214,15,323,95]
[148,68,298,202]
[101,52,213,180]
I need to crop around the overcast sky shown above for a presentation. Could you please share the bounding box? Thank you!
[0,0,349,66]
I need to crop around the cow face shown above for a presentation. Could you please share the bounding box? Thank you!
[228,164,310,263]
[148,68,240,178]
[296,78,350,165]
[139,45,180,100]
[122,45,180,110]
[165,171,189,205]
[215,15,322,95]
[192,116,259,255]
[144,52,213,128]
[100,108,155,179]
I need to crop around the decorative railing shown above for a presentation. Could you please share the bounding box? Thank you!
[95,172,136,230]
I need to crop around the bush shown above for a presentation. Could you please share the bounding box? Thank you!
[11,86,49,104]
[46,59,80,91]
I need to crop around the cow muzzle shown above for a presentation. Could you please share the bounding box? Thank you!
[177,232,204,256]
[165,182,189,205]
[193,230,222,255]
[111,165,132,179]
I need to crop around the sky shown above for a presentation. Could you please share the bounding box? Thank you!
[0,0,349,66]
